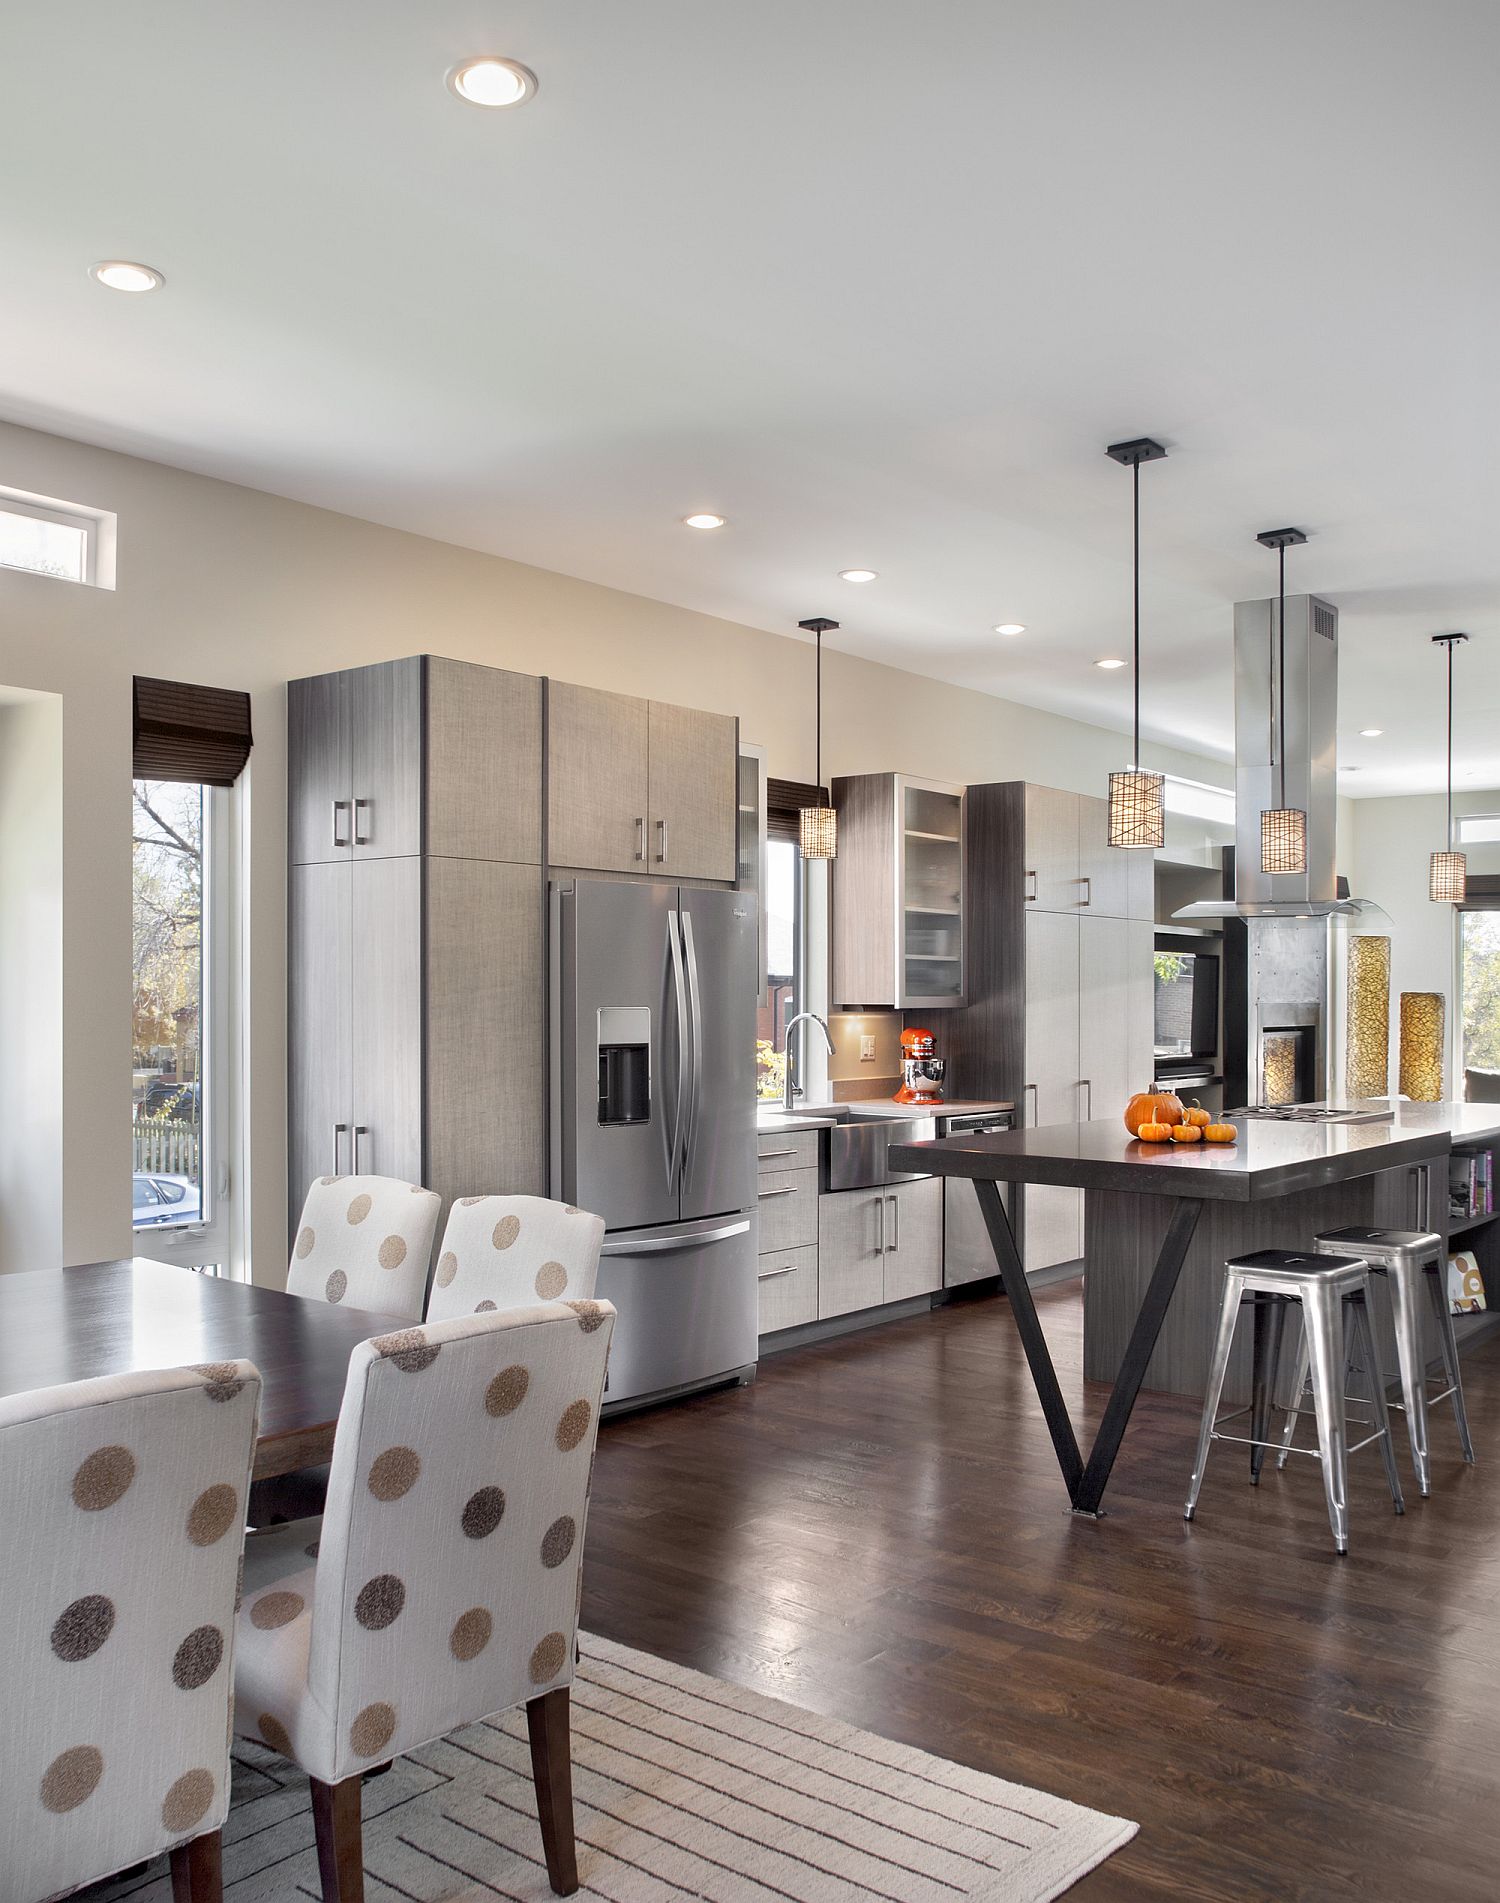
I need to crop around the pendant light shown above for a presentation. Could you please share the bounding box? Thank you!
[1430,632,1469,902]
[798,617,838,859]
[1105,437,1167,848]
[1257,526,1309,874]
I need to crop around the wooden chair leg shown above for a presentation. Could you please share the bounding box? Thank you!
[310,1775,364,1903]
[527,1687,579,1896]
[169,1828,223,1903]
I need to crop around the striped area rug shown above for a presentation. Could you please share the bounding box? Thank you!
[89,1634,1135,1901]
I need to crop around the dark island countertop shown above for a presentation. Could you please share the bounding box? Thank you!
[889,1100,1500,1203]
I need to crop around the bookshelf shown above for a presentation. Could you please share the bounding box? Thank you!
[1450,1143,1500,1349]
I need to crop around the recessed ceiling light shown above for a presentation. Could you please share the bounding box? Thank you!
[994,623,1027,636]
[90,260,163,294]
[1341,765,1362,773]
[1359,728,1385,738]
[448,57,538,108]
[1094,657,1127,670]
[840,569,878,584]
[682,513,725,530]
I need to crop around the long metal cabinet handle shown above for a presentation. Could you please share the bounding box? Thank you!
[1023,1083,1038,1124]
[876,1195,886,1256]
[758,1148,798,1160]
[352,1125,368,1173]
[681,909,704,1190]
[353,797,373,845]
[656,817,668,864]
[666,915,689,1193]
[1080,876,1091,907]
[634,817,646,862]
[1411,1164,1429,1231]
[332,1123,349,1174]
[757,1186,798,1199]
[1079,1079,1092,1119]
[887,1193,899,1251]
[600,1217,751,1256]
[1025,870,1038,902]
[332,801,351,849]
[758,1264,797,1281]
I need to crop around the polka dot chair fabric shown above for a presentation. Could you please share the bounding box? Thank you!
[234,1299,614,1788]
[425,1194,605,1325]
[0,1361,261,1903]
[287,1174,441,1322]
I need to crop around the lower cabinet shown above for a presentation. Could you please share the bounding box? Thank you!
[817,1177,943,1319]
[757,1245,818,1333]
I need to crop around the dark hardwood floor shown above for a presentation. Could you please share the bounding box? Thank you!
[583,1282,1500,1902]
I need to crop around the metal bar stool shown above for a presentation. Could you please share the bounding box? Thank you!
[1278,1227,1475,1496]
[1185,1248,1405,1553]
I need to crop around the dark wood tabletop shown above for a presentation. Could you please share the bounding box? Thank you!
[0,1259,403,1479]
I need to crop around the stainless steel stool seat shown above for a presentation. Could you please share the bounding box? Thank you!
[1185,1248,1405,1553]
[1286,1226,1476,1496]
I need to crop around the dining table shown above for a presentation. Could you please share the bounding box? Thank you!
[0,1257,403,1478]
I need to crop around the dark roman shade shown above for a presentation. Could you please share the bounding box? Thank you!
[766,776,824,846]
[133,676,253,787]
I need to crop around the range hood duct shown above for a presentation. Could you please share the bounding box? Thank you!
[1174,590,1373,921]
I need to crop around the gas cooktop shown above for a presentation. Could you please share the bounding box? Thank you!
[1237,1100,1396,1126]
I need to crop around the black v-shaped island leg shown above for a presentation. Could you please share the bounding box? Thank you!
[974,1178,1204,1517]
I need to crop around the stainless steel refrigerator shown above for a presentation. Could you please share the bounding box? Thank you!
[550,878,758,1407]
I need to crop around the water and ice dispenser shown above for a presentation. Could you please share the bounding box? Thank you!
[596,1006,651,1125]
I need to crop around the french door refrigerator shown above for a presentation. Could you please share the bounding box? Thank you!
[550,878,758,1407]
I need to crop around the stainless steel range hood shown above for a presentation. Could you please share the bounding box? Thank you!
[1174,590,1373,921]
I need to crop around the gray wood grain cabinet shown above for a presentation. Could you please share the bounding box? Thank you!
[816,1177,942,1318]
[289,657,542,866]
[830,773,966,1009]
[547,681,737,882]
[287,657,545,1238]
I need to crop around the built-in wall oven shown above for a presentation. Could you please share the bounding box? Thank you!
[938,1108,1015,1287]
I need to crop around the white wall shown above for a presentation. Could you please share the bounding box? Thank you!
[1348,788,1500,1093]
[0,418,1227,1278]
[0,690,63,1273]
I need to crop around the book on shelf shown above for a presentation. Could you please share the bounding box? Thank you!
[1449,1148,1494,1223]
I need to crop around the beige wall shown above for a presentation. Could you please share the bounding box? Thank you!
[0,418,1227,1277]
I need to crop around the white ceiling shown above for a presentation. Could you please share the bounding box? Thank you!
[4,0,1500,797]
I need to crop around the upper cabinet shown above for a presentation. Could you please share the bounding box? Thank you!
[831,773,965,1010]
[288,657,541,866]
[1022,785,1152,920]
[547,682,737,882]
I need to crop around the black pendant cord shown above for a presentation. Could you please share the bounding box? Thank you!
[1446,635,1454,848]
[1132,458,1141,768]
[1278,541,1288,813]
[815,629,823,811]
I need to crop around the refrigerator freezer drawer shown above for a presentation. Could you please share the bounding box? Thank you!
[597,1216,758,1407]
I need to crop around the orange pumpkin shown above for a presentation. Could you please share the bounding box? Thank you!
[1124,1089,1184,1136]
[1182,1103,1212,1128]
[1170,1124,1203,1143]
[1203,1122,1238,1145]
[1136,1122,1174,1143]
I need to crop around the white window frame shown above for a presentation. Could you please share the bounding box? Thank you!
[1457,813,1500,846]
[0,485,117,588]
[132,781,244,1275]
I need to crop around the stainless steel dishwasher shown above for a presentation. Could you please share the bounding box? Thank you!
[937,1108,1015,1286]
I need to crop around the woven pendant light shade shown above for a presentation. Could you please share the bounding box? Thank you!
[799,803,837,860]
[1107,770,1165,849]
[1260,806,1308,876]
[1429,849,1467,904]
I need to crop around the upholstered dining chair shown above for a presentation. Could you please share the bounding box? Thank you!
[288,1174,442,1323]
[0,1360,261,1903]
[234,1299,615,1901]
[425,1193,605,1323]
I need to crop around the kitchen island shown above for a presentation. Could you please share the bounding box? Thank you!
[890,1100,1500,1515]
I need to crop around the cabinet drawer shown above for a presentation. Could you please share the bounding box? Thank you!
[757,1245,818,1334]
[757,1130,820,1172]
[756,1167,819,1253]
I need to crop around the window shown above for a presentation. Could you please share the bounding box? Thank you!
[1458,814,1500,846]
[0,488,114,587]
[758,836,804,1099]
[1460,892,1500,1098]
[1163,774,1236,825]
[131,778,236,1265]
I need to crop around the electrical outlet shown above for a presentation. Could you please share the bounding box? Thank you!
[860,1034,877,1063]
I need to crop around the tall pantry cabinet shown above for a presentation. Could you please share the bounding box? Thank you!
[287,657,544,1238]
[947,782,1154,1272]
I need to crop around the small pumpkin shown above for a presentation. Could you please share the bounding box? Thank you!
[1170,1124,1203,1143]
[1182,1102,1212,1129]
[1124,1089,1184,1136]
[1203,1122,1238,1145]
[1136,1122,1174,1143]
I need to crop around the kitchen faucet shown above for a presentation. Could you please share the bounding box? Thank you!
[782,1012,836,1112]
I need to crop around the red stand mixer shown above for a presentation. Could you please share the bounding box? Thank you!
[894,1027,946,1105]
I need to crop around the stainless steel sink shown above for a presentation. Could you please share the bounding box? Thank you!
[826,1115,937,1190]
